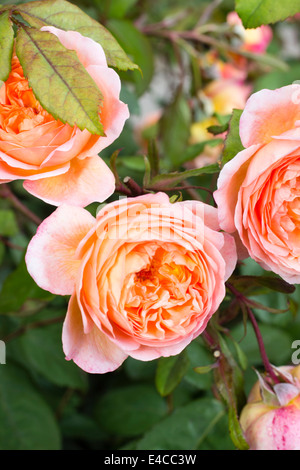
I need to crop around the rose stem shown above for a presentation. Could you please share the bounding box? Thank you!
[0,184,42,225]
[226,282,280,384]
[246,305,280,384]
[3,315,65,343]
[123,176,145,196]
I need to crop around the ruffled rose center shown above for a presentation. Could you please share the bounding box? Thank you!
[118,245,208,341]
[246,158,300,262]
[0,55,55,134]
[268,160,300,256]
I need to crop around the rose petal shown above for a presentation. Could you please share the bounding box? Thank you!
[25,205,95,295]
[23,155,115,206]
[240,85,300,147]
[63,294,128,373]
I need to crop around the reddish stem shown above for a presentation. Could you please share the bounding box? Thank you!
[226,283,280,384]
[0,184,42,225]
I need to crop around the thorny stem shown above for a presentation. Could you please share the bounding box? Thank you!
[0,184,42,225]
[226,283,280,385]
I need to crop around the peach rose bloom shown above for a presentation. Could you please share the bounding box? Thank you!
[227,12,273,54]
[203,79,252,116]
[0,26,129,206]
[240,365,300,450]
[214,85,300,284]
[25,193,237,373]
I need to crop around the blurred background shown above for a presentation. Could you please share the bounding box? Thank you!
[0,0,300,450]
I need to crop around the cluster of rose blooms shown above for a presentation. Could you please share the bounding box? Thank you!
[1,24,300,450]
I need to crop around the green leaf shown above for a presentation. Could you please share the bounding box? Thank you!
[0,363,61,449]
[160,91,191,166]
[0,10,14,81]
[155,351,190,397]
[0,209,18,237]
[0,241,5,265]
[95,384,167,437]
[228,406,249,450]
[107,19,154,96]
[106,0,138,19]
[178,139,223,165]
[16,27,104,135]
[235,0,300,28]
[15,0,138,71]
[136,398,224,450]
[184,340,213,391]
[222,109,244,165]
[231,275,296,294]
[18,321,88,391]
[148,164,220,190]
[198,413,236,450]
[231,322,293,365]
[0,258,53,314]
[207,123,229,135]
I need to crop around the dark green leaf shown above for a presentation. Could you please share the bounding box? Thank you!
[0,363,61,449]
[155,351,190,397]
[235,0,300,28]
[0,210,18,237]
[178,139,223,165]
[15,0,138,70]
[207,123,229,135]
[0,259,53,314]
[222,109,244,165]
[16,27,104,135]
[107,19,153,96]
[231,322,293,365]
[0,10,14,81]
[106,0,138,19]
[160,91,191,166]
[136,398,224,450]
[184,340,213,391]
[231,275,296,294]
[95,384,167,437]
[228,406,249,450]
[19,322,88,390]
[148,164,220,190]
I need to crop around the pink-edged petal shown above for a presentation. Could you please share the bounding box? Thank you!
[63,294,128,373]
[85,65,129,154]
[41,26,108,67]
[214,144,261,233]
[23,155,115,207]
[25,205,95,295]
[219,232,237,280]
[240,85,300,147]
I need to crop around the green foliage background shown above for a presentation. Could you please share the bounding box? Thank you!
[0,0,300,450]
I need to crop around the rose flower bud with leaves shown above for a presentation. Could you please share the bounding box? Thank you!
[240,366,300,450]
[25,193,237,373]
[214,85,300,284]
[0,20,129,206]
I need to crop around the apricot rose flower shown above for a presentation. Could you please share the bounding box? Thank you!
[26,193,237,373]
[214,85,300,284]
[0,27,129,206]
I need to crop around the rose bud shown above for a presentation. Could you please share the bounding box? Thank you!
[240,365,300,450]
